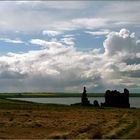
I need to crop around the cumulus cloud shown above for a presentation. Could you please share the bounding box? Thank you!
[0,28,140,92]
[101,28,140,91]
[104,28,140,57]
[0,42,103,92]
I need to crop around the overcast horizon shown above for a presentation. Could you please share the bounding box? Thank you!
[0,1,140,93]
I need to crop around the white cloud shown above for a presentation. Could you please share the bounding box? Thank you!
[0,1,140,32]
[16,1,89,10]
[0,1,140,92]
[0,28,140,92]
[60,37,75,46]
[103,28,140,57]
[100,28,140,91]
[85,30,110,36]
[63,34,74,37]
[30,39,64,49]
[0,41,102,92]
[97,2,140,27]
[71,18,108,29]
[42,30,63,37]
[0,1,103,32]
[46,18,109,31]
[0,38,24,44]
[30,37,75,49]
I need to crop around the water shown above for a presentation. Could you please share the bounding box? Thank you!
[129,97,140,108]
[10,97,140,108]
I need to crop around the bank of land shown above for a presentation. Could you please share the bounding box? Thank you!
[0,92,140,98]
[0,98,140,139]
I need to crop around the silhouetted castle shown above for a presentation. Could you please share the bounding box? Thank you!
[101,88,130,108]
[81,87,130,108]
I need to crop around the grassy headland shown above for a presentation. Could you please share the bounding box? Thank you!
[0,98,140,139]
[0,92,140,98]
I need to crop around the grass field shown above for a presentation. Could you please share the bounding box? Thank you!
[0,98,140,139]
[0,92,140,98]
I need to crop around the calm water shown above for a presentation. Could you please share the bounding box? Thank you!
[10,97,140,108]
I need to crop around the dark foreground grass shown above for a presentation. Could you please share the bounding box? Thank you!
[0,98,140,139]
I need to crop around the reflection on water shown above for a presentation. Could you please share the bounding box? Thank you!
[10,97,140,108]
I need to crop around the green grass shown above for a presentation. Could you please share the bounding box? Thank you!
[0,92,104,98]
[0,92,140,98]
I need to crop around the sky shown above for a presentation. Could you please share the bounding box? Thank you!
[0,1,140,93]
